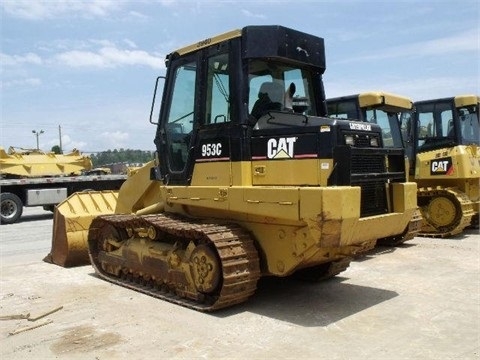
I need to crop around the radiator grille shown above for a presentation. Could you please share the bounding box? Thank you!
[353,180,388,216]
[351,154,385,173]
[331,146,405,218]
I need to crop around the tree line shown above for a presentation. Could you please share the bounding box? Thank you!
[89,149,154,167]
[50,146,154,167]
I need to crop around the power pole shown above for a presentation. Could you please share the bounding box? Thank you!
[58,125,63,153]
[32,129,44,150]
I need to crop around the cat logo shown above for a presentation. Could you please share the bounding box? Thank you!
[267,137,297,159]
[430,157,453,175]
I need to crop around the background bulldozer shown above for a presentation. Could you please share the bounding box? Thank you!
[327,92,479,238]
[400,95,479,237]
[326,91,423,244]
[46,25,418,311]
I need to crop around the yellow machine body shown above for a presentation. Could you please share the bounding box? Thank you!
[413,144,479,235]
[160,160,417,277]
[402,95,479,236]
[48,157,417,269]
[326,91,423,244]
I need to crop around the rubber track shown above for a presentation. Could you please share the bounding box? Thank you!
[88,213,261,311]
[417,187,475,238]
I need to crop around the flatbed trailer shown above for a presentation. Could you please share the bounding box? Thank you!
[0,174,126,224]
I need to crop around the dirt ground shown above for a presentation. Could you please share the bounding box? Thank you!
[1,207,479,359]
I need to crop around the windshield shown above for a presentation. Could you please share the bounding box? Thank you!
[364,109,404,148]
[415,99,479,151]
[327,98,359,120]
[248,60,316,123]
[326,97,403,148]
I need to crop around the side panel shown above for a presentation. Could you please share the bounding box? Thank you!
[415,145,480,182]
[163,184,417,275]
[26,188,67,205]
[190,162,232,186]
[251,158,329,186]
[250,132,331,186]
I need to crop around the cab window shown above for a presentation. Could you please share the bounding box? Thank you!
[365,109,403,148]
[248,60,316,122]
[458,106,479,144]
[165,61,196,172]
[205,53,230,124]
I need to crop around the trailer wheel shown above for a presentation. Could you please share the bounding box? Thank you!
[1,193,23,225]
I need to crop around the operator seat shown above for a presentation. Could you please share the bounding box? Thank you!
[251,81,284,119]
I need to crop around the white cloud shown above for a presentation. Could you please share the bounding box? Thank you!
[53,46,164,69]
[123,39,138,49]
[90,39,117,48]
[48,134,87,152]
[391,29,479,58]
[1,77,42,89]
[337,29,479,64]
[0,52,42,66]
[54,50,106,68]
[1,0,122,20]
[156,0,176,7]
[101,130,130,149]
[2,39,164,71]
[325,75,478,101]
[383,76,479,101]
[241,9,266,19]
[128,10,149,20]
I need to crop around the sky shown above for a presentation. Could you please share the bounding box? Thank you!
[1,0,479,153]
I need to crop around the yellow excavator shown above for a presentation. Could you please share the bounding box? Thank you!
[326,91,423,244]
[400,95,479,237]
[46,26,418,311]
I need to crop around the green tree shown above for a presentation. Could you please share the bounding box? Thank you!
[91,149,154,167]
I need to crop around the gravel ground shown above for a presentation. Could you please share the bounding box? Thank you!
[1,207,479,360]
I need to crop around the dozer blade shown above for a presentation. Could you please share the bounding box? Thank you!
[44,190,118,267]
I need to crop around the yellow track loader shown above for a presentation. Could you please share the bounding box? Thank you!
[400,95,479,237]
[47,26,417,311]
[327,91,423,244]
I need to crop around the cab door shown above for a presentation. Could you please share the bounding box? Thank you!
[157,56,198,185]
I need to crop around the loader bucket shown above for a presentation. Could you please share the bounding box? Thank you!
[44,190,118,267]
